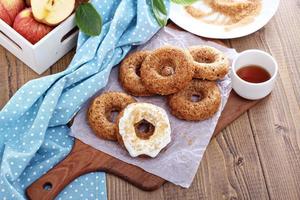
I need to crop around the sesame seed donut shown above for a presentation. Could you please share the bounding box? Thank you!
[140,46,194,95]
[189,46,229,80]
[116,103,171,158]
[168,79,221,121]
[119,51,153,96]
[88,92,136,141]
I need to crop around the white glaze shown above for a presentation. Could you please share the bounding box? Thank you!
[118,103,171,158]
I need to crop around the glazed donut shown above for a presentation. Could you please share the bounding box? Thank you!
[119,51,153,96]
[168,79,221,121]
[88,92,136,141]
[189,46,229,80]
[140,46,194,95]
[116,103,171,158]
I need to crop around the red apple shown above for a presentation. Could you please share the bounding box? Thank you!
[0,0,25,26]
[0,2,12,25]
[13,8,53,44]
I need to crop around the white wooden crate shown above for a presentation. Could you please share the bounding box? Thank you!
[0,14,78,74]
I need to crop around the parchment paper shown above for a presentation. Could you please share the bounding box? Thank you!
[70,27,238,188]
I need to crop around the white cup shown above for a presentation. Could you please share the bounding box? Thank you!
[231,49,278,100]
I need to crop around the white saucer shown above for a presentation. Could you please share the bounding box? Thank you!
[170,0,280,39]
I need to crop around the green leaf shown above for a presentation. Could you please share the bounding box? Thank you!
[154,0,168,15]
[151,0,168,27]
[75,3,102,36]
[171,0,199,5]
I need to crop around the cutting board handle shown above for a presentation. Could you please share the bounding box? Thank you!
[26,140,165,200]
[26,140,100,200]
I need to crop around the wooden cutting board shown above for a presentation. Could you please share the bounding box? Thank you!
[26,23,261,200]
[26,91,259,200]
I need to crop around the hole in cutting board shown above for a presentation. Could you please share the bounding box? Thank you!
[43,182,53,191]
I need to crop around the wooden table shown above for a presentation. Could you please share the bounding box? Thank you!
[1,1,300,199]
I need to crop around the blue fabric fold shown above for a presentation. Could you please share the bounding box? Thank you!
[0,0,168,199]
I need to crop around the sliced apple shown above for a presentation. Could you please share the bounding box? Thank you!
[31,0,75,26]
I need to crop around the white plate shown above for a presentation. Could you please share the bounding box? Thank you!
[170,0,280,39]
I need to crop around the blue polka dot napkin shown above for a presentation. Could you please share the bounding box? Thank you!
[0,0,166,199]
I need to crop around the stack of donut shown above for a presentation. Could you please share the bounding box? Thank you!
[87,45,229,158]
[119,45,229,121]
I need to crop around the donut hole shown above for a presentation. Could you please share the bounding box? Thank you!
[135,65,142,77]
[194,54,215,63]
[190,93,203,102]
[106,109,120,123]
[134,119,155,140]
[158,58,176,77]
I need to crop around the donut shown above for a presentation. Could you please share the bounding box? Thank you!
[116,103,171,158]
[119,51,153,96]
[189,46,229,80]
[140,46,194,95]
[168,79,221,121]
[88,92,136,141]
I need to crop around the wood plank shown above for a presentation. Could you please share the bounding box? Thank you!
[107,176,165,200]
[228,0,300,198]
[249,95,300,199]
[0,46,10,108]
[162,112,269,200]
